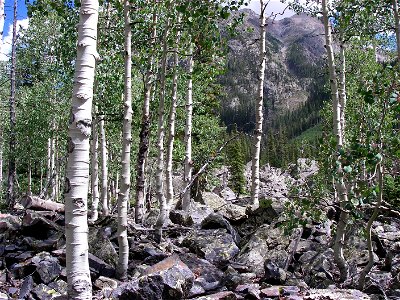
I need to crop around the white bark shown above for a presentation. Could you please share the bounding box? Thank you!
[0,0,4,55]
[89,113,100,222]
[65,0,98,298]
[27,160,32,196]
[46,138,52,192]
[154,20,170,240]
[50,136,56,199]
[116,0,132,280]
[0,129,3,192]
[250,0,267,207]
[338,34,346,141]
[182,43,194,212]
[135,5,157,223]
[99,117,109,216]
[393,0,400,61]
[6,0,17,207]
[322,0,348,282]
[166,21,181,208]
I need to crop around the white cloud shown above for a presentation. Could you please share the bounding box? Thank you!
[246,0,295,19]
[0,18,29,61]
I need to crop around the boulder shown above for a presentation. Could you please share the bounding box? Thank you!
[0,214,20,234]
[32,252,62,284]
[236,224,289,276]
[263,259,286,284]
[202,192,227,211]
[306,289,370,299]
[180,253,224,297]
[169,210,194,226]
[201,213,240,245]
[88,253,115,278]
[182,229,239,266]
[190,291,238,300]
[218,204,247,222]
[219,187,236,201]
[94,276,118,290]
[113,255,194,300]
[88,227,118,267]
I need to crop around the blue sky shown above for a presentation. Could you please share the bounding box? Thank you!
[1,0,28,60]
[4,0,27,31]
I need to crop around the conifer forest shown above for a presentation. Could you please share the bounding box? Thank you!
[0,0,400,299]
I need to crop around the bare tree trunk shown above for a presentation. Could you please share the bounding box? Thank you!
[99,117,109,216]
[27,160,32,196]
[0,128,3,197]
[182,43,194,212]
[50,136,56,199]
[250,0,267,208]
[358,163,383,289]
[393,0,400,61]
[154,20,170,242]
[135,4,157,223]
[338,33,346,141]
[165,21,181,208]
[0,0,4,55]
[6,0,17,208]
[116,0,132,280]
[64,0,99,298]
[90,112,100,222]
[0,0,4,198]
[322,0,349,282]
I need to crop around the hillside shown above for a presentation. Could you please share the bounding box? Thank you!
[219,9,327,133]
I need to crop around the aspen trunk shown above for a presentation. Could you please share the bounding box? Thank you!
[358,163,383,289]
[322,0,349,282]
[99,117,109,216]
[250,0,266,208]
[0,0,4,55]
[46,138,52,195]
[135,5,157,223]
[165,21,181,208]
[6,0,17,208]
[393,0,400,61]
[64,0,98,298]
[90,113,100,222]
[182,44,194,212]
[27,161,32,196]
[338,34,346,140]
[154,20,170,241]
[50,136,56,199]
[0,128,3,195]
[116,0,132,280]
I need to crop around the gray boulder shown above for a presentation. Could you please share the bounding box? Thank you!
[112,255,194,300]
[182,229,239,266]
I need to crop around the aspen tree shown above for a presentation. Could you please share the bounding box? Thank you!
[135,2,157,223]
[165,17,181,208]
[393,0,400,61]
[154,18,170,242]
[6,0,17,208]
[322,0,349,282]
[116,0,132,280]
[0,0,4,193]
[250,0,267,207]
[99,117,109,216]
[64,0,99,298]
[90,112,100,222]
[182,42,194,212]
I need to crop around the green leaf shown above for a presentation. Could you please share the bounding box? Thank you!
[343,165,352,173]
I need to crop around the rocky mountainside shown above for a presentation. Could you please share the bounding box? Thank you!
[220,9,326,132]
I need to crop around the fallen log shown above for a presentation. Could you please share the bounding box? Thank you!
[20,195,65,213]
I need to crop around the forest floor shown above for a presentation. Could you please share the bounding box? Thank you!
[0,160,399,299]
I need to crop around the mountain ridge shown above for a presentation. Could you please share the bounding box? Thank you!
[219,9,327,134]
